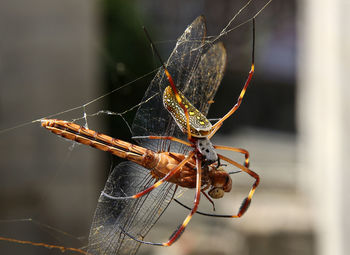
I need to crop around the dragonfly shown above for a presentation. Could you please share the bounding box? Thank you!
[41,15,259,254]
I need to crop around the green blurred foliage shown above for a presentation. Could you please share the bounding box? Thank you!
[101,0,154,140]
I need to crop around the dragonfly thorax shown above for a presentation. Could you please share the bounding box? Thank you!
[195,137,218,163]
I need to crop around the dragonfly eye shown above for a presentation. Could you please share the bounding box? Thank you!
[208,187,224,199]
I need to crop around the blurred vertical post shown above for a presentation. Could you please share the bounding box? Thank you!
[298,0,349,255]
[0,0,99,254]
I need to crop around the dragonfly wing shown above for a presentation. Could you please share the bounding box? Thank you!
[88,16,227,255]
[185,42,227,116]
[88,162,176,255]
[132,16,207,152]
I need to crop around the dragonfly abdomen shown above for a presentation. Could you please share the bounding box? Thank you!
[41,119,158,168]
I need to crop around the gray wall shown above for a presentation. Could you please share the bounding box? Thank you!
[0,0,99,254]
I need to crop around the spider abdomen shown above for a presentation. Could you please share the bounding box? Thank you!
[163,85,212,138]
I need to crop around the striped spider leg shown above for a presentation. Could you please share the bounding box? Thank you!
[108,18,259,246]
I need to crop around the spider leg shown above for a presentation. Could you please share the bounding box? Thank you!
[214,145,250,167]
[163,157,202,246]
[163,70,193,142]
[119,156,203,246]
[174,153,258,218]
[218,153,259,217]
[132,135,192,147]
[102,151,196,200]
[209,18,255,139]
[143,28,193,141]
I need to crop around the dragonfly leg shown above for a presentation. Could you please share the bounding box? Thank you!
[102,151,196,200]
[209,18,255,139]
[201,190,216,211]
[214,145,250,167]
[119,156,202,246]
[132,135,192,147]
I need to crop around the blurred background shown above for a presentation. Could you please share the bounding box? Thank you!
[0,0,348,254]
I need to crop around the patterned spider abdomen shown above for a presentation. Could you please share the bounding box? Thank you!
[163,85,212,138]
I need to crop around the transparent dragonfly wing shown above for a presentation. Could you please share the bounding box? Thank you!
[132,15,207,153]
[88,162,175,255]
[184,42,227,116]
[88,16,227,255]
[132,16,227,153]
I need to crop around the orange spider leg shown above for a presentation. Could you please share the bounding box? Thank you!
[121,156,202,246]
[143,27,193,141]
[163,69,192,142]
[209,18,255,139]
[214,145,250,167]
[218,153,259,218]
[0,236,88,255]
[133,135,192,147]
[163,157,202,246]
[102,151,196,200]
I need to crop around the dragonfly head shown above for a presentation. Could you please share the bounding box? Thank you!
[208,166,232,199]
[208,187,225,199]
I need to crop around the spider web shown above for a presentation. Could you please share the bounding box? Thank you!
[0,1,271,255]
